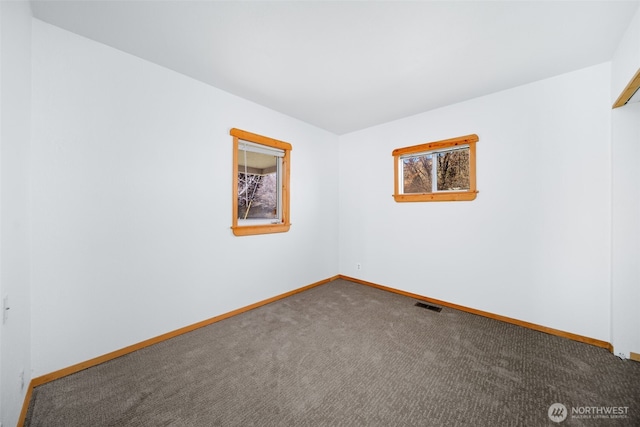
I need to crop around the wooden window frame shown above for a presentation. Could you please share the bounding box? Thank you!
[392,134,478,202]
[231,128,291,236]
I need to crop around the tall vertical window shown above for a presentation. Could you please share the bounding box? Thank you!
[231,128,291,236]
[393,134,478,202]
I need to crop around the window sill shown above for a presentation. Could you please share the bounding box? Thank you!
[393,191,478,203]
[232,223,291,236]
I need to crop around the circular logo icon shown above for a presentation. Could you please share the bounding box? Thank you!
[548,403,568,423]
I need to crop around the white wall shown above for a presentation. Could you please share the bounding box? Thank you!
[21,0,640,396]
[611,4,640,358]
[30,19,339,376]
[0,1,32,425]
[339,63,612,342]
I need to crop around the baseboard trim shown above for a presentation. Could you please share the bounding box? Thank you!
[631,352,640,363]
[18,380,35,427]
[18,273,614,425]
[19,275,339,426]
[339,275,613,352]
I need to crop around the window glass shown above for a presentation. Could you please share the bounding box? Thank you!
[402,154,433,194]
[393,134,478,202]
[237,145,280,222]
[436,147,470,191]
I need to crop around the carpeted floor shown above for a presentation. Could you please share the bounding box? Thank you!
[25,279,640,426]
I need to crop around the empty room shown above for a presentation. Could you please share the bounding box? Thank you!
[2,0,640,425]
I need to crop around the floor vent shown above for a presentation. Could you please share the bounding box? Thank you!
[415,302,442,312]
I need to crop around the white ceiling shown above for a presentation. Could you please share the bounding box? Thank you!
[30,0,640,135]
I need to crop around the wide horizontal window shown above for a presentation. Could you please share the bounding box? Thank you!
[393,134,478,202]
[231,128,291,236]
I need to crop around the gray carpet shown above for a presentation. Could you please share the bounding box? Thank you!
[25,279,640,426]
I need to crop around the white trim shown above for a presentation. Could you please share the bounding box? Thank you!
[238,140,284,157]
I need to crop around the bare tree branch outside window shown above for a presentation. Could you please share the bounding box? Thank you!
[437,149,470,191]
[237,173,277,219]
[402,148,469,193]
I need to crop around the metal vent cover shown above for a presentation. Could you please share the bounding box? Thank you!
[415,302,442,312]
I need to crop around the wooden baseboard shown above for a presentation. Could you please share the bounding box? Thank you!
[631,352,640,362]
[339,275,613,352]
[18,273,615,425]
[18,379,35,427]
[19,275,339,426]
